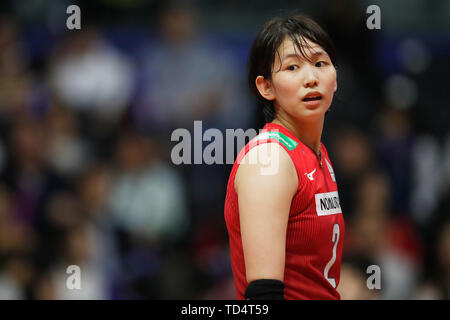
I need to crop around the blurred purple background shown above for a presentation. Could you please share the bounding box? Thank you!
[0,0,449,299]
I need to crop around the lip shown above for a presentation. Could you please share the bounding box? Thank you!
[302,91,323,108]
[302,99,322,108]
[302,91,323,100]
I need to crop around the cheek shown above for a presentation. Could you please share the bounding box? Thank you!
[323,71,337,96]
[273,75,300,101]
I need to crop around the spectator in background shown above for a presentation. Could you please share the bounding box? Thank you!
[107,128,189,298]
[410,122,445,228]
[413,196,450,300]
[337,254,380,300]
[427,217,450,299]
[373,106,414,217]
[48,27,135,134]
[45,100,90,179]
[109,128,188,243]
[345,171,422,299]
[36,191,82,271]
[0,184,32,258]
[0,16,32,121]
[76,162,121,297]
[374,104,449,240]
[135,2,253,134]
[329,126,375,220]
[31,163,121,299]
[38,221,109,300]
[0,254,33,299]
[0,184,34,299]
[2,118,67,230]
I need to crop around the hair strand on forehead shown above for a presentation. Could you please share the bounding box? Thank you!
[273,34,318,74]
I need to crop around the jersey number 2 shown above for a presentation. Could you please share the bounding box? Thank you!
[324,223,340,288]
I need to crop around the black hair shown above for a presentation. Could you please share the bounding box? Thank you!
[247,14,337,122]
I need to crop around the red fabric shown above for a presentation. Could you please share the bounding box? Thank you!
[388,215,423,265]
[224,123,345,300]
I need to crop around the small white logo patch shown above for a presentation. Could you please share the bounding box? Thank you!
[305,168,317,181]
[315,191,342,216]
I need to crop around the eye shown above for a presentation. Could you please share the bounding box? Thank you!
[315,61,327,68]
[287,65,299,71]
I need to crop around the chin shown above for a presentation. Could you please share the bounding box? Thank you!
[296,107,327,121]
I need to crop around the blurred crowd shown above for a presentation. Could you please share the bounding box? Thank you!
[0,0,449,299]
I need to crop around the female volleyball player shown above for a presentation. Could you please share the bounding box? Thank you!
[224,15,345,300]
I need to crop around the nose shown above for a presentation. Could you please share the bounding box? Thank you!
[303,65,318,88]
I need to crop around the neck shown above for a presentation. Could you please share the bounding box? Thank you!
[271,115,324,156]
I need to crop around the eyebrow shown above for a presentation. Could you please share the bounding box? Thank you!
[281,50,328,62]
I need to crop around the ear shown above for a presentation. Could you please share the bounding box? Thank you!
[255,75,275,101]
[333,67,338,92]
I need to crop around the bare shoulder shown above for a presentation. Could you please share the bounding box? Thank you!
[235,142,298,198]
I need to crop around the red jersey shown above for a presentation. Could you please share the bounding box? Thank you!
[224,122,345,300]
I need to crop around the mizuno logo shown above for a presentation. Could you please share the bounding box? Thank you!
[305,168,316,181]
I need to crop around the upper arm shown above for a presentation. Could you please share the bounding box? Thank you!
[235,142,298,283]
